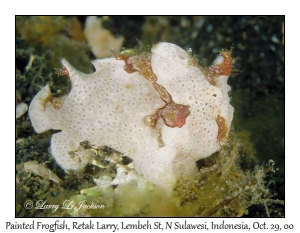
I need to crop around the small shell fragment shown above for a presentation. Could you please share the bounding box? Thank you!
[16,103,28,119]
[24,160,61,183]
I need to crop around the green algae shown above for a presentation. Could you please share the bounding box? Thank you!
[18,130,277,217]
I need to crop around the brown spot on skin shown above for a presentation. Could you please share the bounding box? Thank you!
[152,83,172,104]
[124,83,132,89]
[144,114,158,127]
[157,129,165,147]
[117,52,157,82]
[52,95,67,110]
[188,56,199,67]
[150,83,190,128]
[116,55,136,73]
[39,94,66,110]
[117,50,191,128]
[206,50,233,85]
[114,104,120,113]
[216,114,227,142]
[157,102,190,128]
[39,94,53,111]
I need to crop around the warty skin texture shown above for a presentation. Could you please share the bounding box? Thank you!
[29,42,234,191]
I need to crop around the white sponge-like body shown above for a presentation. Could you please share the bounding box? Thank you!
[29,42,234,191]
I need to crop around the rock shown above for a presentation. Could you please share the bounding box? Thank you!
[16,103,28,119]
[24,160,61,183]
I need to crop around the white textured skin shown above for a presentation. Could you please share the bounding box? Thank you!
[29,42,234,191]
